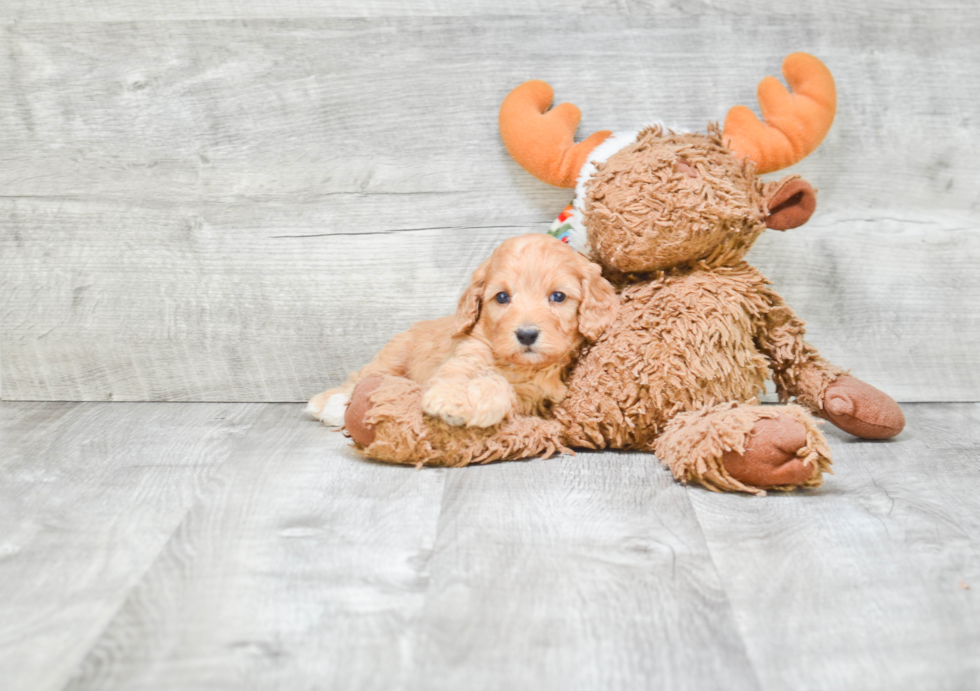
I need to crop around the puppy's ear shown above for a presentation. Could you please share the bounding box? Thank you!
[453,256,491,337]
[576,258,619,341]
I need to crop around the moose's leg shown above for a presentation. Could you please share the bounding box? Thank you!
[821,376,906,440]
[343,375,568,467]
[653,401,831,495]
[755,288,904,439]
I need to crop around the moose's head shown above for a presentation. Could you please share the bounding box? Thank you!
[499,53,836,276]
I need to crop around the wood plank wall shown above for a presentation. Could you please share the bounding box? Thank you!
[1,2,977,401]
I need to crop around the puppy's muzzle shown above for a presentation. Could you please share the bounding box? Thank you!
[515,327,539,346]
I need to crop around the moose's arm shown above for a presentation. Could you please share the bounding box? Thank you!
[754,285,905,439]
[754,286,845,410]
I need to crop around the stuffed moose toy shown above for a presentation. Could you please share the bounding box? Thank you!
[339,53,905,494]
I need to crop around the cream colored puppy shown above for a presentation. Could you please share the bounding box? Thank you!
[307,234,619,429]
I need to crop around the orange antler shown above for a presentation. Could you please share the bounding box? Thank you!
[499,81,612,188]
[723,53,836,174]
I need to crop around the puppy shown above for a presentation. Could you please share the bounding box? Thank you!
[307,234,619,429]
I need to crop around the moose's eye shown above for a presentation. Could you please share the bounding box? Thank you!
[494,292,510,305]
[550,291,566,303]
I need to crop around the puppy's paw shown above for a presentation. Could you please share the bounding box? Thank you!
[307,389,350,426]
[422,376,515,428]
[422,381,471,427]
[305,393,327,419]
[464,376,516,428]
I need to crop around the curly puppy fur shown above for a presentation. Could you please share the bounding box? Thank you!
[308,234,618,429]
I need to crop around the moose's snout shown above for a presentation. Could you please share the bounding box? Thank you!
[516,327,539,346]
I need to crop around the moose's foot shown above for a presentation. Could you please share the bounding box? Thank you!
[344,375,384,447]
[655,402,831,495]
[721,416,814,488]
[822,375,905,440]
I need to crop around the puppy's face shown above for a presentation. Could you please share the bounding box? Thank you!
[454,234,619,367]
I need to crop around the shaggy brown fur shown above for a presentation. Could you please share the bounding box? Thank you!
[339,125,903,494]
[655,402,831,494]
[357,375,569,468]
[588,127,766,276]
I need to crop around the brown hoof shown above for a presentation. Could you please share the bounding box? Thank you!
[344,376,384,447]
[722,415,815,488]
[822,376,905,439]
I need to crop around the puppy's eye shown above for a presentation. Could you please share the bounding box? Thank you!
[550,291,566,303]
[494,292,510,305]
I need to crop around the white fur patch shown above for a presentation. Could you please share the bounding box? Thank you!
[319,392,350,427]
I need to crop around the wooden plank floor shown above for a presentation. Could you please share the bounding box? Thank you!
[2,401,977,690]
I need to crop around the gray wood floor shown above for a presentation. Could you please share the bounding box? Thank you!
[2,401,978,690]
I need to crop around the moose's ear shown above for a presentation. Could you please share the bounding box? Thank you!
[764,177,816,230]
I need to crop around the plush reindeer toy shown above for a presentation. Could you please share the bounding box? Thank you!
[340,53,905,494]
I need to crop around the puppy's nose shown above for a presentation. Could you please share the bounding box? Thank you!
[516,327,539,346]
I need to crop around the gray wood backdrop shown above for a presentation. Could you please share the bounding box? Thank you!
[2,1,977,402]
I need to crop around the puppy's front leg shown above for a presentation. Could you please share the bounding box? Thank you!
[423,373,517,428]
[422,340,516,428]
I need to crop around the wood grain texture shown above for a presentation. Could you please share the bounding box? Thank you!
[3,203,976,402]
[0,0,962,22]
[0,401,264,691]
[1,11,978,401]
[0,0,630,22]
[2,15,976,209]
[4,401,978,689]
[63,404,447,690]
[407,453,760,691]
[689,403,980,691]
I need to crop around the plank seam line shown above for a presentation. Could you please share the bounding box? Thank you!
[270,224,541,239]
[400,466,453,678]
[683,484,767,691]
[53,402,268,691]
